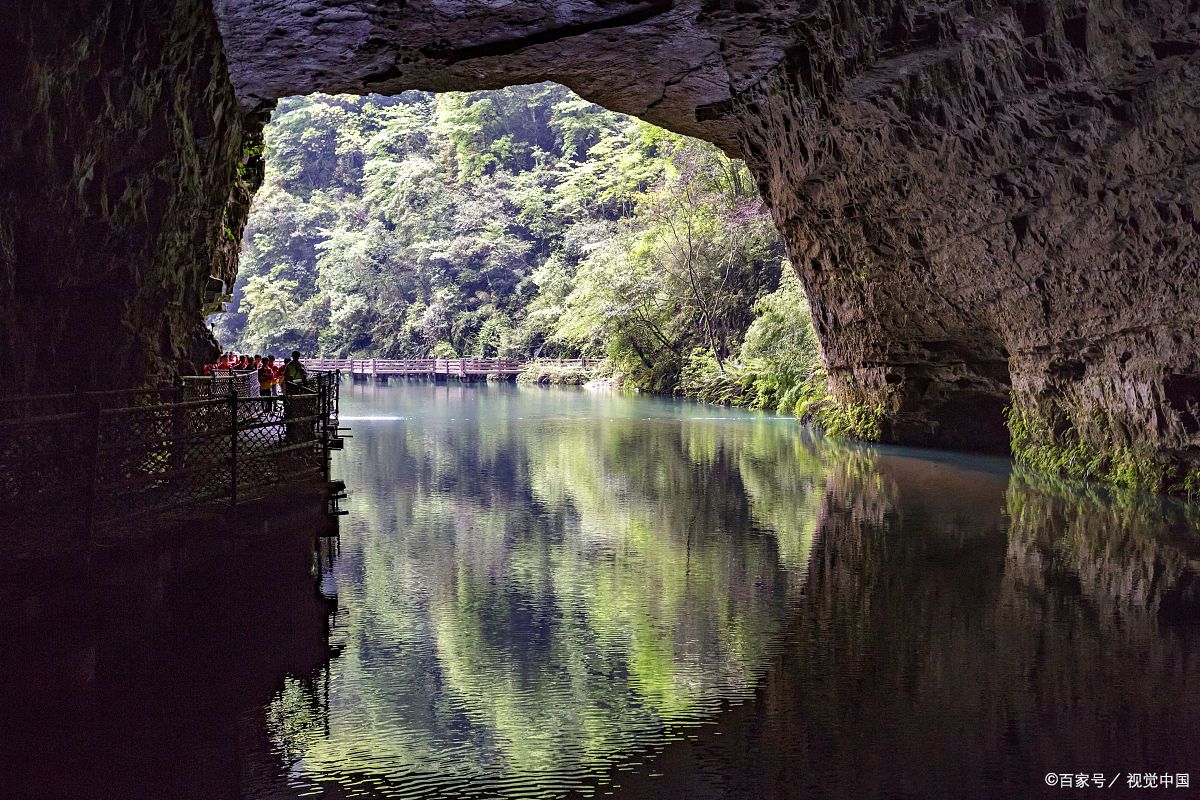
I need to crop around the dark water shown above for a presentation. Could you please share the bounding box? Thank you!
[4,383,1199,799]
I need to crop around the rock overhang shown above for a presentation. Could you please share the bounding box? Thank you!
[211,0,810,155]
[3,0,1198,490]
[152,0,1200,487]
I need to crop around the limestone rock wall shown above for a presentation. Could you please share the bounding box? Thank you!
[211,0,797,154]
[0,0,252,393]
[3,0,1197,487]
[736,0,1200,484]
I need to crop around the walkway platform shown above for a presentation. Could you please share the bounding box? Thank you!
[0,371,342,545]
[304,357,593,381]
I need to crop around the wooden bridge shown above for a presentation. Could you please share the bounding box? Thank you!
[304,357,593,381]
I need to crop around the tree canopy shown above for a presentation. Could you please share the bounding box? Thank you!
[212,84,798,394]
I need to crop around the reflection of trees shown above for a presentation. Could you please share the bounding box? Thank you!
[603,453,1200,800]
[261,387,826,796]
[263,386,1200,799]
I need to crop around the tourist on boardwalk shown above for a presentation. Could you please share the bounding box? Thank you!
[258,358,274,395]
[284,350,308,393]
[263,355,279,389]
[282,350,311,443]
[257,355,277,414]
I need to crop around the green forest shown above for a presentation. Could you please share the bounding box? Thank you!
[214,83,834,415]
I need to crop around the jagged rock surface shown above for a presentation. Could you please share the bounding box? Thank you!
[736,1,1200,484]
[2,0,1197,486]
[0,0,254,391]
[212,0,803,155]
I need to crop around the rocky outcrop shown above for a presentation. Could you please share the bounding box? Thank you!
[2,1,1197,487]
[211,0,791,155]
[735,1,1200,488]
[213,0,1200,487]
[0,0,254,392]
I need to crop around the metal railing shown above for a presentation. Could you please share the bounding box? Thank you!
[203,368,262,398]
[0,371,340,540]
[303,357,594,377]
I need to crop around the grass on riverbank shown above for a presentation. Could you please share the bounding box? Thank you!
[678,348,883,439]
[1005,401,1200,496]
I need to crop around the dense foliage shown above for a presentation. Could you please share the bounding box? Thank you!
[214,84,826,402]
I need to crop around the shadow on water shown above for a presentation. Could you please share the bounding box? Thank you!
[0,507,338,800]
[4,382,1198,799]
[601,459,1200,799]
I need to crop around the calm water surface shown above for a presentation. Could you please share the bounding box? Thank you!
[4,382,1198,799]
[267,383,1199,799]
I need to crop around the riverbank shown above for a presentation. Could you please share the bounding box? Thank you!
[516,360,592,385]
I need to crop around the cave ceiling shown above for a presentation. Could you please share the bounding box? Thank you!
[213,0,810,154]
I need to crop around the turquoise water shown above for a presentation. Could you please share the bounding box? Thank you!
[257,382,1200,798]
[6,381,1195,799]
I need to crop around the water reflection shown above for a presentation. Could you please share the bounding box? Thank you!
[6,383,1196,799]
[1005,470,1200,624]
[253,384,1200,799]
[1,517,334,800]
[256,384,823,798]
[589,448,1200,799]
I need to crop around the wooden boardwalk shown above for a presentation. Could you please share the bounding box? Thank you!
[1,372,343,543]
[305,357,593,381]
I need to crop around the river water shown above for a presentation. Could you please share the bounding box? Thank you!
[4,382,1198,799]
[264,382,1200,799]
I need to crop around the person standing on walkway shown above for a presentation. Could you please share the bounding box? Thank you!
[283,350,307,393]
[282,350,311,443]
[258,357,275,414]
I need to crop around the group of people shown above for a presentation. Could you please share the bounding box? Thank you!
[204,349,309,396]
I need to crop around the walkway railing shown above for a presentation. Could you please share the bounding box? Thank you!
[204,367,263,398]
[304,357,593,378]
[0,371,340,540]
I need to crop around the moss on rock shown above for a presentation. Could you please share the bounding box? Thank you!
[1004,402,1190,494]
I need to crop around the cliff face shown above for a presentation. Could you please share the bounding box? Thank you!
[0,0,256,392]
[212,0,1200,488]
[734,1,1200,488]
[2,0,1197,487]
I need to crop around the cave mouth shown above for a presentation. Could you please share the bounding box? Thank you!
[208,83,811,403]
[6,0,1195,488]
[209,81,1022,457]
